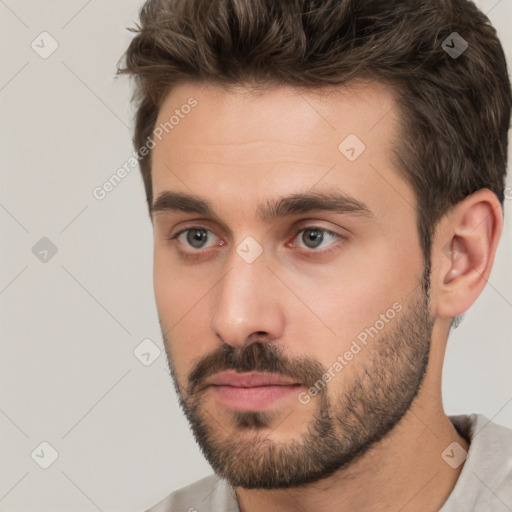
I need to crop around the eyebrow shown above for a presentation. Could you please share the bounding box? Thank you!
[151,190,373,222]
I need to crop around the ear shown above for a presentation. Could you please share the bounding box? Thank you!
[431,189,503,319]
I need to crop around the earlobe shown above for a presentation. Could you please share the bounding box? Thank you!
[434,189,503,318]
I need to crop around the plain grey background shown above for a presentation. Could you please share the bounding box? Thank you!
[0,1,511,511]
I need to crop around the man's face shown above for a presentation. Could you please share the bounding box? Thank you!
[151,81,434,488]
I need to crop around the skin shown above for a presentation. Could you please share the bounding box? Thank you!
[150,80,502,511]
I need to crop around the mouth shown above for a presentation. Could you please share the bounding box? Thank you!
[206,371,303,411]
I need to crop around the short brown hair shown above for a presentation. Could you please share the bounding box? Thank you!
[117,0,511,261]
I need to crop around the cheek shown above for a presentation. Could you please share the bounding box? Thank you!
[153,246,211,321]
[285,236,422,352]
[153,252,213,375]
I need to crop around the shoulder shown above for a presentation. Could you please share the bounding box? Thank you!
[144,473,239,512]
[441,413,512,511]
[451,412,512,462]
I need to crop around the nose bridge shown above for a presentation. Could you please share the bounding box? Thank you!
[210,249,284,346]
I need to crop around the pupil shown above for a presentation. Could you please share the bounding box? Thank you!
[188,229,207,248]
[304,229,323,248]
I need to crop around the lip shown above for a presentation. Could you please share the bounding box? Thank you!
[207,371,302,412]
[207,371,300,388]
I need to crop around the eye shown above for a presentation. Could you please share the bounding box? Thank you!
[293,227,341,250]
[169,227,221,250]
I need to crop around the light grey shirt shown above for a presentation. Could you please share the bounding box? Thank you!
[146,414,512,511]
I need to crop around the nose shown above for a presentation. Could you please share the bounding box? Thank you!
[209,252,285,348]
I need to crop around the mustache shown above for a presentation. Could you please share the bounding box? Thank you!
[187,342,326,396]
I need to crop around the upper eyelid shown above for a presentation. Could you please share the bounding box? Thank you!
[172,224,340,236]
[295,225,340,237]
[171,219,346,236]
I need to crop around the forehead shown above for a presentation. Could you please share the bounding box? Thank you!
[154,80,399,153]
[150,80,412,221]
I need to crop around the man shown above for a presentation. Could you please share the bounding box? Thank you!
[117,0,512,510]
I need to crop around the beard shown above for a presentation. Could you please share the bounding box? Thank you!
[161,267,434,490]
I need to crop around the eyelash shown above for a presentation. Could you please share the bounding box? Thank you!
[166,225,344,258]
